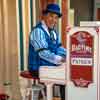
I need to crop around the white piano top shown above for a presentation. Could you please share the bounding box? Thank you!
[39,63,67,85]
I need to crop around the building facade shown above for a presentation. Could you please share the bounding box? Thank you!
[1,0,100,99]
[0,0,68,99]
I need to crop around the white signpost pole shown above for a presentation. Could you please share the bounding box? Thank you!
[67,27,99,100]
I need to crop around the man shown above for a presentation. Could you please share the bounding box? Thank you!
[28,3,66,100]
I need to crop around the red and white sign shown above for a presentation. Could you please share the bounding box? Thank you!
[70,31,94,87]
[67,27,99,100]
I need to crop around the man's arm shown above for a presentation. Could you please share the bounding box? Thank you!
[56,46,66,57]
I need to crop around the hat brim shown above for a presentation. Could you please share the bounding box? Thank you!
[43,9,62,18]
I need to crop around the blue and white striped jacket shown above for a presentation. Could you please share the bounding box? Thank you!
[28,21,66,71]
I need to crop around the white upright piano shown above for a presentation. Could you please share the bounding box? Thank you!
[39,63,66,100]
[39,25,100,100]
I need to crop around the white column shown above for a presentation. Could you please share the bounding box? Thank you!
[33,0,36,26]
[45,83,53,100]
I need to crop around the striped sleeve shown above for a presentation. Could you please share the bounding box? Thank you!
[56,46,66,57]
[30,28,48,51]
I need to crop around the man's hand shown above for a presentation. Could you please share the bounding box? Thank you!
[66,25,71,32]
[55,55,66,65]
[61,57,66,63]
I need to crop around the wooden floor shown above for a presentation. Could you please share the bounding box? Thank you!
[53,97,61,100]
[19,77,62,100]
[40,97,61,100]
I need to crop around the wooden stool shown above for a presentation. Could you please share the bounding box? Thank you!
[20,71,46,100]
[0,94,9,100]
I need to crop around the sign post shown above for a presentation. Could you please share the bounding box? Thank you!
[67,27,99,100]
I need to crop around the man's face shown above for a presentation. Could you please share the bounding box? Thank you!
[44,13,59,29]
